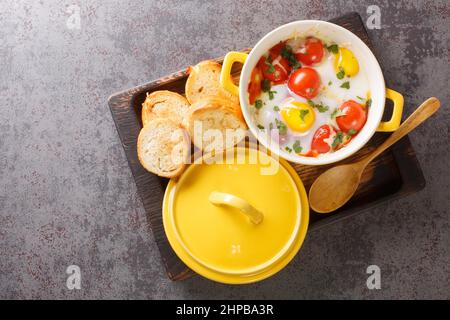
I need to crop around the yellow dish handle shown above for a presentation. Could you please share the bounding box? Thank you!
[220,52,248,97]
[377,88,404,132]
[209,191,263,225]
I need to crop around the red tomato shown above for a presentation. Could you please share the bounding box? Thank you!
[302,150,319,158]
[270,52,291,74]
[288,67,321,99]
[336,100,367,133]
[269,42,286,56]
[248,66,263,104]
[269,42,291,73]
[311,124,334,153]
[295,37,324,66]
[258,57,288,84]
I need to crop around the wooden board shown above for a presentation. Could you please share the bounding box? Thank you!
[108,12,425,281]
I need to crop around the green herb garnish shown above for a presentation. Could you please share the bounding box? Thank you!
[340,81,350,89]
[366,98,372,108]
[332,131,344,149]
[264,60,275,74]
[293,140,302,153]
[257,124,265,130]
[261,79,271,92]
[268,90,277,100]
[326,44,339,54]
[273,105,280,111]
[328,80,332,86]
[280,45,301,69]
[356,96,364,101]
[307,99,329,113]
[348,128,357,135]
[331,108,342,119]
[299,109,309,122]
[255,99,263,109]
[269,122,274,130]
[316,103,329,112]
[285,146,292,153]
[336,67,345,80]
[275,118,287,135]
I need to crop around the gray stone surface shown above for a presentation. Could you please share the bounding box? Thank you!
[0,0,449,299]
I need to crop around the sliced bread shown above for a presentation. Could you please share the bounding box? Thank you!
[185,60,240,107]
[137,118,190,178]
[141,90,190,127]
[187,97,247,153]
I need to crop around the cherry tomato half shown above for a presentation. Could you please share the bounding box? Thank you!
[258,57,288,84]
[336,100,367,133]
[269,42,286,56]
[248,66,263,105]
[269,42,291,73]
[302,150,319,158]
[295,37,324,66]
[270,52,291,75]
[311,124,334,154]
[288,67,321,99]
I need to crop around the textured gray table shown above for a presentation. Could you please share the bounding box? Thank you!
[0,0,449,299]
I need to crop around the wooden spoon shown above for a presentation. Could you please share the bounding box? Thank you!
[309,97,440,213]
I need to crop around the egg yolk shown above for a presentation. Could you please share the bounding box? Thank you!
[280,101,315,133]
[334,47,359,77]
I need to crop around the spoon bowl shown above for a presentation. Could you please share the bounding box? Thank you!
[309,163,364,213]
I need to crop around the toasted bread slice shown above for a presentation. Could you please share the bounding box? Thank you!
[187,97,247,152]
[137,118,190,178]
[141,90,190,127]
[185,60,240,107]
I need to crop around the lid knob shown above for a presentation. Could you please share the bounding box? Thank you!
[208,191,264,225]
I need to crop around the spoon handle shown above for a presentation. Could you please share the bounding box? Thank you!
[363,97,440,165]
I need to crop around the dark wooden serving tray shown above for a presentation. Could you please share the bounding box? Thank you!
[108,12,425,281]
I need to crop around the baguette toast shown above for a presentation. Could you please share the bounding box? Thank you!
[137,118,190,178]
[187,97,247,152]
[185,60,240,107]
[141,90,190,127]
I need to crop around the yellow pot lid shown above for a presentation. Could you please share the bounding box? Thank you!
[163,147,309,284]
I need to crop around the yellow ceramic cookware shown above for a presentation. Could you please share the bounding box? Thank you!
[162,147,309,284]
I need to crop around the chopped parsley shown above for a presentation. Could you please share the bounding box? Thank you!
[261,79,271,92]
[331,131,344,149]
[255,99,263,109]
[268,90,277,100]
[257,124,265,130]
[285,146,292,153]
[356,96,364,101]
[307,99,329,113]
[348,128,357,135]
[264,60,275,74]
[340,81,350,89]
[299,109,309,122]
[280,45,301,69]
[261,79,276,99]
[328,80,332,86]
[366,98,372,108]
[273,105,280,111]
[336,67,345,80]
[293,140,303,153]
[275,118,287,135]
[326,44,339,54]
